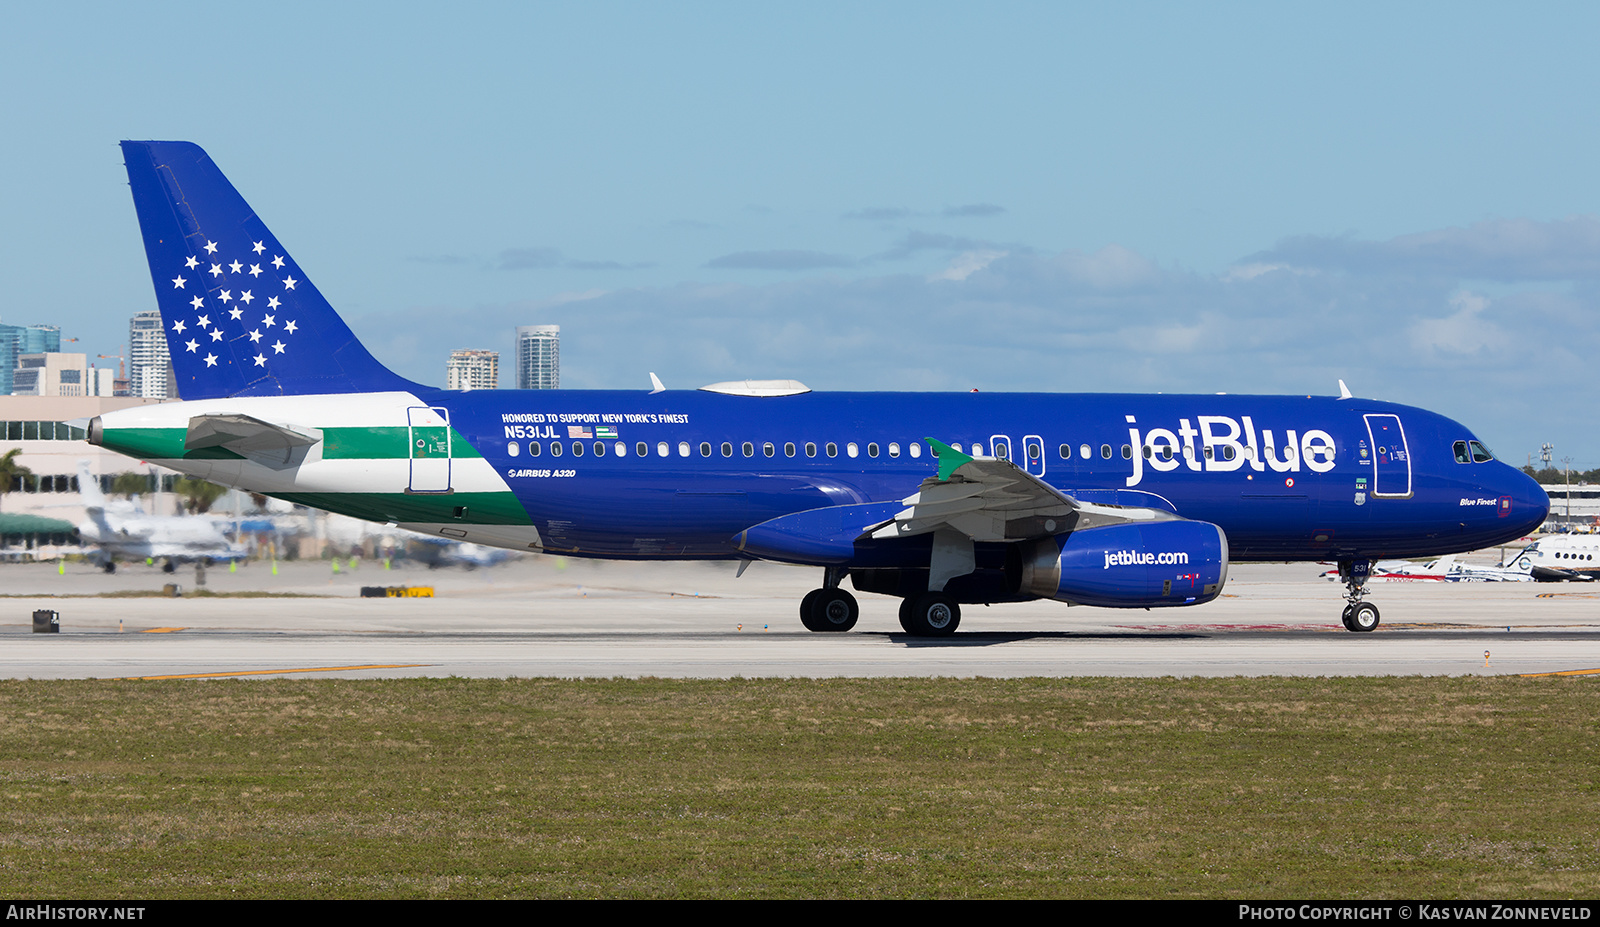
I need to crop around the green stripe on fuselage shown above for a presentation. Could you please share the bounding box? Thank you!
[100,427,484,461]
[271,491,531,525]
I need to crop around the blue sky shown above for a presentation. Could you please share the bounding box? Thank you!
[3,2,1599,468]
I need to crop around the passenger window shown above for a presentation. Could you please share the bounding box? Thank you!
[1221,445,1235,461]
[1100,444,1112,459]
[722,442,733,457]
[551,441,563,457]
[594,441,606,457]
[700,442,712,457]
[678,441,690,457]
[826,442,838,458]
[1059,443,1070,459]
[742,441,754,457]
[529,441,541,457]
[1142,445,1152,459]
[847,442,859,458]
[636,442,648,458]
[994,442,1009,460]
[889,442,900,458]
[656,441,669,457]
[763,442,775,457]
[1080,444,1091,459]
[615,441,627,457]
[1026,442,1041,462]
[1204,446,1214,460]
[506,441,520,457]
[572,441,584,457]
[909,443,921,458]
[1122,445,1132,459]
[867,442,879,458]
[785,442,796,457]
[970,443,983,456]
[805,442,817,458]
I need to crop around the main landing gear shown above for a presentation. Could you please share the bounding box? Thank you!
[898,593,960,637]
[1337,559,1380,632]
[795,568,962,637]
[799,566,859,632]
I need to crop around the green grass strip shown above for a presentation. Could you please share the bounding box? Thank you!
[0,676,1597,898]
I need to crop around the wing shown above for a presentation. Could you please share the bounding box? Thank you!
[869,439,1178,544]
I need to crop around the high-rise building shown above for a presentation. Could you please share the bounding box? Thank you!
[128,310,175,399]
[0,323,61,395]
[446,349,500,391]
[11,353,113,397]
[516,325,560,390]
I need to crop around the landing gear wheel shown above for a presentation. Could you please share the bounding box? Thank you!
[801,587,858,632]
[902,593,960,637]
[799,589,822,624]
[1348,601,1380,632]
[1340,605,1355,631]
[897,597,915,633]
[161,560,175,574]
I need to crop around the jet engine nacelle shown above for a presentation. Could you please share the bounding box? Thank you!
[1010,520,1229,608]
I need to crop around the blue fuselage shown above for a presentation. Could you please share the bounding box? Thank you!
[432,388,1548,563]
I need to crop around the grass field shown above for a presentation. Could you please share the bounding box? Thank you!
[0,676,1596,898]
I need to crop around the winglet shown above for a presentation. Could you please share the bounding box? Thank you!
[925,438,973,481]
[649,372,666,394]
[1337,379,1353,400]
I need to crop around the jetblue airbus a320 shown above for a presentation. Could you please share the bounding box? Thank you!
[89,141,1550,635]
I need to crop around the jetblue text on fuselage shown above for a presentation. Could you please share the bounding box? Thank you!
[1124,414,1337,487]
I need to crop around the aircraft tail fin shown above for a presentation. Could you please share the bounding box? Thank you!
[119,141,423,400]
[76,460,106,511]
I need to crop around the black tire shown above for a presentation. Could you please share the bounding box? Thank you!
[1349,602,1380,632]
[803,588,858,632]
[1340,605,1355,631]
[897,597,915,633]
[799,589,822,626]
[902,593,960,637]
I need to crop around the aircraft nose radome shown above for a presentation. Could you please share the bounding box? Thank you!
[1506,466,1551,532]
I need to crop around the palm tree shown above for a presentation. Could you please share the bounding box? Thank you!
[0,449,33,513]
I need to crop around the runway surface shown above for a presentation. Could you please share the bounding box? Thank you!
[2,555,1598,679]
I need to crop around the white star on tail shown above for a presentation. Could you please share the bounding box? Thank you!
[184,256,199,269]
[171,319,186,333]
[190,296,204,309]
[210,329,224,342]
[204,353,218,367]
[272,341,286,354]
[185,339,198,352]
[229,308,244,320]
[240,290,253,304]
[249,330,262,343]
[252,241,265,254]
[204,240,218,254]
[267,297,280,309]
[219,290,232,303]
[229,260,243,273]
[271,255,284,268]
[254,354,266,366]
[282,276,297,290]
[249,264,262,277]
[171,275,186,289]
[284,320,298,334]
[262,315,276,328]
[209,263,222,277]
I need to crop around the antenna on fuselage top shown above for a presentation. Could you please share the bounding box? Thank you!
[1337,379,1353,400]
[649,372,666,394]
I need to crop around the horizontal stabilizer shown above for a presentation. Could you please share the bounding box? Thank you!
[185,413,322,468]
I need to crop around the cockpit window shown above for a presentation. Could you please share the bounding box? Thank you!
[1469,440,1494,463]
[1453,441,1471,464]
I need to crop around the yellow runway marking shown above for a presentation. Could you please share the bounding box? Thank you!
[122,663,432,680]
[1520,667,1600,678]
[142,627,186,633]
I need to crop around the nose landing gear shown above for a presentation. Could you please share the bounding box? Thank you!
[1338,559,1380,632]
